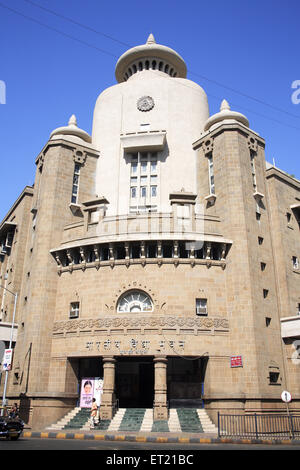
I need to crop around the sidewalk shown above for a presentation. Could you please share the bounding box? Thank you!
[22,427,300,446]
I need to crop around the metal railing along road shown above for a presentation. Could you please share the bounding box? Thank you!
[218,413,300,440]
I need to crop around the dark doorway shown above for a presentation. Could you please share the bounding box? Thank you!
[167,356,208,408]
[78,357,104,379]
[116,357,154,408]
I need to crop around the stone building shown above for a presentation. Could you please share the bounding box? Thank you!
[0,34,299,429]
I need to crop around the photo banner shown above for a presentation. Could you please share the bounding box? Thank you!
[80,377,103,408]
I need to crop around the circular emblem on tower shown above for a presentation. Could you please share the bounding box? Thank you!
[137,96,155,112]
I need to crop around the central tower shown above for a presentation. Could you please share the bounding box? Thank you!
[92,34,209,217]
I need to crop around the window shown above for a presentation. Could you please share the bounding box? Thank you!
[151,161,157,173]
[71,163,80,204]
[207,154,215,195]
[263,289,269,299]
[69,302,80,318]
[196,298,207,316]
[250,150,257,191]
[269,371,280,384]
[292,256,299,269]
[129,151,158,212]
[261,262,266,271]
[287,212,291,223]
[5,231,14,248]
[297,303,300,316]
[131,162,138,175]
[258,237,264,245]
[265,317,271,327]
[117,290,153,313]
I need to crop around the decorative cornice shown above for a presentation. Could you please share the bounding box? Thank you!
[53,315,229,334]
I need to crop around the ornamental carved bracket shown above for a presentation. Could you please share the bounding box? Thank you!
[201,138,214,156]
[247,136,258,153]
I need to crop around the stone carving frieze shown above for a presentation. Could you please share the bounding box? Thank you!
[53,315,229,333]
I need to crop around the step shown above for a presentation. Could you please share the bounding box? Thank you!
[152,420,169,432]
[119,408,146,432]
[107,408,126,431]
[47,407,218,434]
[197,409,218,433]
[168,409,181,432]
[140,409,153,431]
[176,408,203,433]
[64,408,91,429]
[47,407,81,430]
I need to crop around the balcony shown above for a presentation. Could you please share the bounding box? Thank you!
[280,315,300,339]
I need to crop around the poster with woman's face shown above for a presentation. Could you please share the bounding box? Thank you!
[80,377,103,407]
[80,378,94,408]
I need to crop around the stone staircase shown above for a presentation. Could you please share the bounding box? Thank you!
[119,408,146,432]
[47,407,82,430]
[48,407,218,434]
[197,409,218,433]
[63,408,90,429]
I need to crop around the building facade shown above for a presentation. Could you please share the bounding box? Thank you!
[0,35,300,429]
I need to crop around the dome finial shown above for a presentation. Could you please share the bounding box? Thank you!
[50,114,91,143]
[146,33,156,45]
[204,99,249,132]
[68,114,77,126]
[220,99,230,112]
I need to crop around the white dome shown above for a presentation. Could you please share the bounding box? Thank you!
[204,99,249,132]
[50,115,91,143]
[115,34,187,83]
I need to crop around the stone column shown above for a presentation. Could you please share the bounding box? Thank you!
[100,356,116,420]
[153,355,168,420]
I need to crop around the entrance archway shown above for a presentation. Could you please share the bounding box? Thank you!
[115,357,154,408]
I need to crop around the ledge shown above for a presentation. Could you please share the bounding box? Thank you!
[280,315,300,339]
[205,194,217,205]
[69,203,83,216]
[55,257,227,274]
[120,130,166,152]
[253,191,264,201]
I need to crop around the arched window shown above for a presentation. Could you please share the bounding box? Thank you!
[117,290,153,313]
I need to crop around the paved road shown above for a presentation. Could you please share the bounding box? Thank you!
[1,437,300,452]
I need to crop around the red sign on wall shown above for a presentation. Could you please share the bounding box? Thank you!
[230,355,243,368]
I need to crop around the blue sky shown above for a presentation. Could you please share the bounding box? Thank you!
[0,0,300,220]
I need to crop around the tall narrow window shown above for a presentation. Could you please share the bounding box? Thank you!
[71,163,80,203]
[293,256,299,269]
[207,154,215,194]
[250,150,257,191]
[129,151,158,212]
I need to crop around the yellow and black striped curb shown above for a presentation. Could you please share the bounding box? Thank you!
[22,431,300,445]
